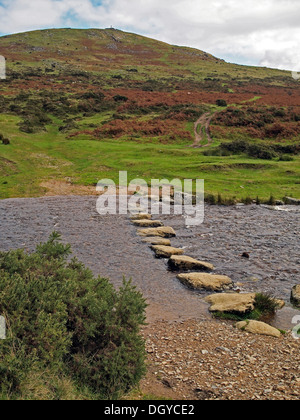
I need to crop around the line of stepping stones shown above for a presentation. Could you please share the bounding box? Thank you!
[129,211,289,338]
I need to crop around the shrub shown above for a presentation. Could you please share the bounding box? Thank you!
[205,194,217,205]
[247,144,276,160]
[253,293,281,317]
[220,139,249,154]
[113,95,128,102]
[216,99,227,107]
[0,134,10,145]
[0,233,147,400]
[279,154,294,162]
[267,195,276,206]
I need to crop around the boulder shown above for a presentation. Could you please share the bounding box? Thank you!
[132,219,164,228]
[205,293,256,314]
[142,237,171,246]
[130,213,152,221]
[291,285,300,307]
[168,255,214,272]
[177,273,233,292]
[137,226,176,238]
[151,245,184,259]
[236,320,282,338]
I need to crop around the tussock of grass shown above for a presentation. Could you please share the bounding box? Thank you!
[212,293,281,322]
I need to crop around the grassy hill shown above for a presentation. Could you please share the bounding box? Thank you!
[0,28,299,201]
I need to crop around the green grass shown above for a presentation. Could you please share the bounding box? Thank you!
[212,293,282,322]
[0,113,299,200]
[0,28,299,201]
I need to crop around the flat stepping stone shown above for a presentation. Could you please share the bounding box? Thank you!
[132,219,164,228]
[130,213,152,221]
[177,273,233,292]
[137,226,176,238]
[291,285,300,307]
[142,237,171,246]
[168,255,214,272]
[151,245,184,259]
[236,320,281,338]
[205,293,256,314]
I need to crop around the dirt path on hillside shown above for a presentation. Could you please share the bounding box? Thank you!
[191,112,215,148]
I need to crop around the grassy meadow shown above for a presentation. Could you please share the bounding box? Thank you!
[0,28,299,201]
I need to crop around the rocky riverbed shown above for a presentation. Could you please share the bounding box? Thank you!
[0,196,299,330]
[1,195,299,400]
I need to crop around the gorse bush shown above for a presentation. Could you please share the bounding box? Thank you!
[204,139,300,160]
[0,233,147,400]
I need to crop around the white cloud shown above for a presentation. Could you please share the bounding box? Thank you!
[0,0,300,69]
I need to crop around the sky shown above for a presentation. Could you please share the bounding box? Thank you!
[0,0,300,70]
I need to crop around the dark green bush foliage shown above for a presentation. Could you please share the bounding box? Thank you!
[113,95,128,102]
[205,139,300,160]
[0,133,10,145]
[0,233,147,399]
[216,99,227,107]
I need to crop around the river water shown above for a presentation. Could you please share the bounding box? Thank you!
[0,196,299,330]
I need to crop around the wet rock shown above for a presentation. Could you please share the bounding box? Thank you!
[142,237,171,246]
[291,285,300,307]
[151,245,184,259]
[284,197,300,205]
[168,255,214,272]
[177,273,233,292]
[236,320,282,338]
[137,226,176,238]
[241,252,250,259]
[132,219,164,228]
[205,293,256,313]
[274,299,285,309]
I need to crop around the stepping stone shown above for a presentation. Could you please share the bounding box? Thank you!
[236,320,281,338]
[130,213,152,221]
[132,219,164,228]
[142,237,171,246]
[151,245,184,259]
[275,299,285,309]
[205,293,256,314]
[291,285,300,307]
[177,273,233,292]
[137,226,176,238]
[168,255,214,272]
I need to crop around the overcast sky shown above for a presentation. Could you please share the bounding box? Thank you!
[0,0,300,70]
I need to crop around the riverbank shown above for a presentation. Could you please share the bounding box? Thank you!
[137,319,300,400]
[1,195,299,400]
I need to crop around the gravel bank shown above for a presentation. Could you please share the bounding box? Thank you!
[140,319,300,400]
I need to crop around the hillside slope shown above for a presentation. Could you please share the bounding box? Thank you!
[0,28,299,200]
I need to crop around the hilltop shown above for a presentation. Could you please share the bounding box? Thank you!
[0,28,299,200]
